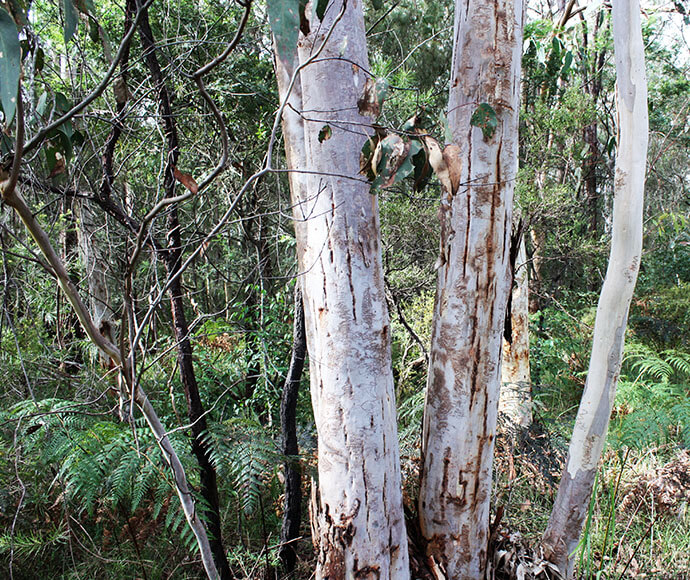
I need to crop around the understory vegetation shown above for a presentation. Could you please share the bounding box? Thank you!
[0,0,688,578]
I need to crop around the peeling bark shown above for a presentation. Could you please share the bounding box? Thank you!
[500,236,532,427]
[541,0,648,576]
[274,2,408,577]
[418,0,525,577]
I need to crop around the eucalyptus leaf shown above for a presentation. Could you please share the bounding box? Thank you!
[63,0,79,43]
[470,103,497,140]
[315,0,328,21]
[267,0,300,63]
[0,6,21,125]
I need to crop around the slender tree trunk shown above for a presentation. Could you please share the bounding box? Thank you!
[275,2,409,577]
[137,11,231,579]
[500,236,532,427]
[279,285,307,575]
[76,200,113,334]
[541,0,647,576]
[418,0,524,576]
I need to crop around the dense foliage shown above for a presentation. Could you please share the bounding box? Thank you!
[0,0,687,578]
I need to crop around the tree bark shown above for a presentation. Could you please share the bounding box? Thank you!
[279,285,307,575]
[418,0,525,576]
[541,0,647,576]
[500,236,532,427]
[274,2,409,577]
[76,200,114,339]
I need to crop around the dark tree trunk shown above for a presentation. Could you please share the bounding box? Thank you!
[581,10,606,237]
[279,285,306,575]
[137,10,231,579]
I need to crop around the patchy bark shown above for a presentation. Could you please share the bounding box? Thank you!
[541,0,648,576]
[418,0,525,576]
[274,2,408,577]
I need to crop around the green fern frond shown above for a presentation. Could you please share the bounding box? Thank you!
[0,527,68,560]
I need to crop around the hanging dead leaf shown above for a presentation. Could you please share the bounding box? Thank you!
[113,77,129,106]
[173,166,199,194]
[419,135,462,195]
[357,77,388,119]
[442,143,462,194]
[49,152,66,177]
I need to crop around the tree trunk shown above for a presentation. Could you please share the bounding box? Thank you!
[418,0,525,576]
[500,236,532,427]
[137,11,231,579]
[76,200,114,345]
[541,0,647,576]
[274,2,409,577]
[279,285,307,575]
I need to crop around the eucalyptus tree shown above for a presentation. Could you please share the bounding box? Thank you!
[415,0,525,575]
[271,1,409,577]
[541,0,648,575]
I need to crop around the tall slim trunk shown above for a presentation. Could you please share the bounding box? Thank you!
[76,200,113,334]
[275,2,409,577]
[279,285,307,574]
[137,11,231,579]
[541,0,647,576]
[418,0,524,576]
[500,236,532,427]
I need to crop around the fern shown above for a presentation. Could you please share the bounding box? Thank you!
[203,417,281,516]
[0,527,68,559]
[612,344,690,449]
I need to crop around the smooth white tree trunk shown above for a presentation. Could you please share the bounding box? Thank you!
[500,237,532,427]
[418,0,524,576]
[541,0,647,576]
[274,2,409,577]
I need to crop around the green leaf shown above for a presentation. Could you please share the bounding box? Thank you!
[392,140,422,186]
[35,46,45,72]
[267,0,300,63]
[318,124,332,143]
[470,103,497,140]
[315,0,328,21]
[63,0,79,43]
[560,50,573,78]
[36,92,48,116]
[0,6,21,125]
[411,140,431,191]
[54,92,71,113]
[371,0,383,9]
